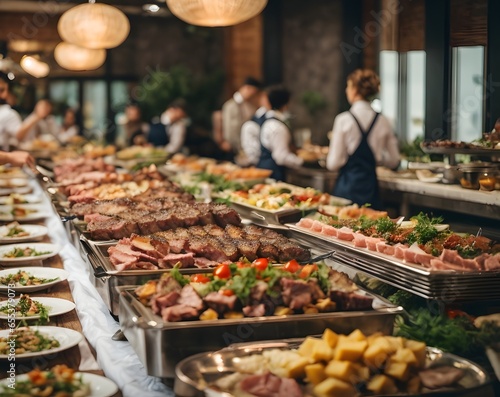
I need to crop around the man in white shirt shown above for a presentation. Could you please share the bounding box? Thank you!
[220,77,261,157]
[257,86,303,181]
[240,91,271,166]
[148,99,188,155]
[0,72,22,151]
[17,98,60,148]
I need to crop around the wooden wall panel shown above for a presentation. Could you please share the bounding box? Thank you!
[450,0,487,47]
[399,0,425,51]
[223,15,263,97]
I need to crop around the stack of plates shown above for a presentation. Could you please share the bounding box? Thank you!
[286,224,500,302]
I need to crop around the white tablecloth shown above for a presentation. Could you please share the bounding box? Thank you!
[34,181,173,397]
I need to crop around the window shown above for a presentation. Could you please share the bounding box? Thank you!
[405,51,426,143]
[451,46,485,141]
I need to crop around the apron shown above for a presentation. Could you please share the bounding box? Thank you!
[147,122,169,147]
[257,117,286,181]
[333,111,382,209]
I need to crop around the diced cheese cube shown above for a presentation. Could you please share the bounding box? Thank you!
[322,329,339,348]
[311,340,334,362]
[404,339,427,368]
[286,356,311,378]
[347,329,366,341]
[324,361,355,383]
[334,340,368,361]
[298,337,322,358]
[305,363,326,385]
[367,374,398,394]
[391,348,418,366]
[385,361,410,381]
[313,377,356,397]
[363,341,389,368]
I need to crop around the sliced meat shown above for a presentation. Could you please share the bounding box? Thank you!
[242,304,266,317]
[330,291,373,311]
[158,252,195,268]
[234,239,260,261]
[150,291,180,314]
[297,218,314,229]
[337,227,354,241]
[321,224,339,237]
[193,257,219,268]
[204,292,237,313]
[249,281,268,302]
[239,373,304,397]
[484,254,500,271]
[178,285,204,310]
[353,233,367,248]
[211,204,241,227]
[161,304,199,322]
[419,366,465,390]
[280,278,312,310]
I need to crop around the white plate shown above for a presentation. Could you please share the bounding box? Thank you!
[0,194,42,204]
[0,267,69,293]
[0,178,29,188]
[0,243,61,264]
[0,371,118,397]
[0,326,83,360]
[0,297,75,320]
[0,224,48,243]
[0,204,51,222]
[0,185,32,196]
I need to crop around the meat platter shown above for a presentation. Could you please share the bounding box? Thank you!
[286,222,500,302]
[117,282,403,378]
[174,340,489,397]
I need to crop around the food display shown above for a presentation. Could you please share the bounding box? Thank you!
[0,221,29,238]
[0,365,90,397]
[180,330,486,397]
[108,224,310,270]
[116,145,167,161]
[229,182,332,211]
[295,212,500,272]
[135,261,373,322]
[2,245,51,258]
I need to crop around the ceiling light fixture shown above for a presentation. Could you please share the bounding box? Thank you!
[54,42,106,71]
[58,0,130,49]
[165,0,268,27]
[20,55,50,78]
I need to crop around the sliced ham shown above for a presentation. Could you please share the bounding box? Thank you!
[439,249,464,268]
[414,252,434,267]
[352,233,367,248]
[365,237,382,251]
[297,218,313,229]
[484,254,500,271]
[311,220,324,232]
[337,226,354,241]
[394,243,407,259]
[321,224,338,238]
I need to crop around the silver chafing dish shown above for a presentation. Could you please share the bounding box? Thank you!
[117,285,403,378]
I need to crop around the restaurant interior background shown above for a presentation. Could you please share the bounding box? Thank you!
[1,0,498,147]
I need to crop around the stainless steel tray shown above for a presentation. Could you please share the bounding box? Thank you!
[174,342,490,397]
[286,224,500,302]
[117,285,403,378]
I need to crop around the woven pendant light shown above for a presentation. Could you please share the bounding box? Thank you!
[54,42,106,71]
[58,0,130,49]
[166,0,268,27]
[20,55,50,78]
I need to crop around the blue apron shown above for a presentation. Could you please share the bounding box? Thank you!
[257,117,286,181]
[333,111,382,209]
[148,122,169,147]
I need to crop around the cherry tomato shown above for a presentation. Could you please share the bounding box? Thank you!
[191,274,211,283]
[219,289,235,296]
[252,258,269,271]
[283,259,301,273]
[299,264,318,279]
[214,263,231,279]
[236,261,249,268]
[446,309,473,321]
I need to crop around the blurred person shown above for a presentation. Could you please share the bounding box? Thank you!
[0,72,22,151]
[219,77,262,157]
[240,90,271,166]
[17,98,61,146]
[0,150,35,169]
[148,99,189,154]
[326,69,400,209]
[257,86,303,181]
[123,102,149,146]
[59,107,82,144]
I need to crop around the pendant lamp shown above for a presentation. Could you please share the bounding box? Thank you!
[58,0,130,49]
[54,42,106,71]
[20,55,50,78]
[166,0,268,27]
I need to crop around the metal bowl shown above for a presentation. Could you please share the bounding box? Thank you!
[458,167,498,190]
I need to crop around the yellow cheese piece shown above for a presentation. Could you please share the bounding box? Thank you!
[384,336,405,351]
[313,377,356,397]
[367,374,398,394]
[404,339,427,368]
[385,361,410,381]
[391,347,418,366]
[363,340,389,369]
[311,340,334,362]
[322,328,339,348]
[334,340,367,361]
[315,298,337,312]
[274,306,293,316]
[297,337,322,358]
[324,360,355,383]
[286,356,311,378]
[199,308,218,321]
[305,363,326,385]
[347,329,366,341]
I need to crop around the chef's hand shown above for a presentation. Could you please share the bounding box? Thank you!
[1,151,36,169]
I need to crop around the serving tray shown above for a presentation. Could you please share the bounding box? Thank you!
[285,224,500,302]
[117,285,403,378]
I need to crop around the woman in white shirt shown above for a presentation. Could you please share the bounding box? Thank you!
[326,69,400,209]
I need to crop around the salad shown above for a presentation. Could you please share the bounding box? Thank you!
[0,327,60,354]
[0,294,50,323]
[0,269,58,287]
[0,364,90,396]
[0,221,30,238]
[3,246,51,258]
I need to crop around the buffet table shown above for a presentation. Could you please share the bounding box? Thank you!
[2,179,172,396]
